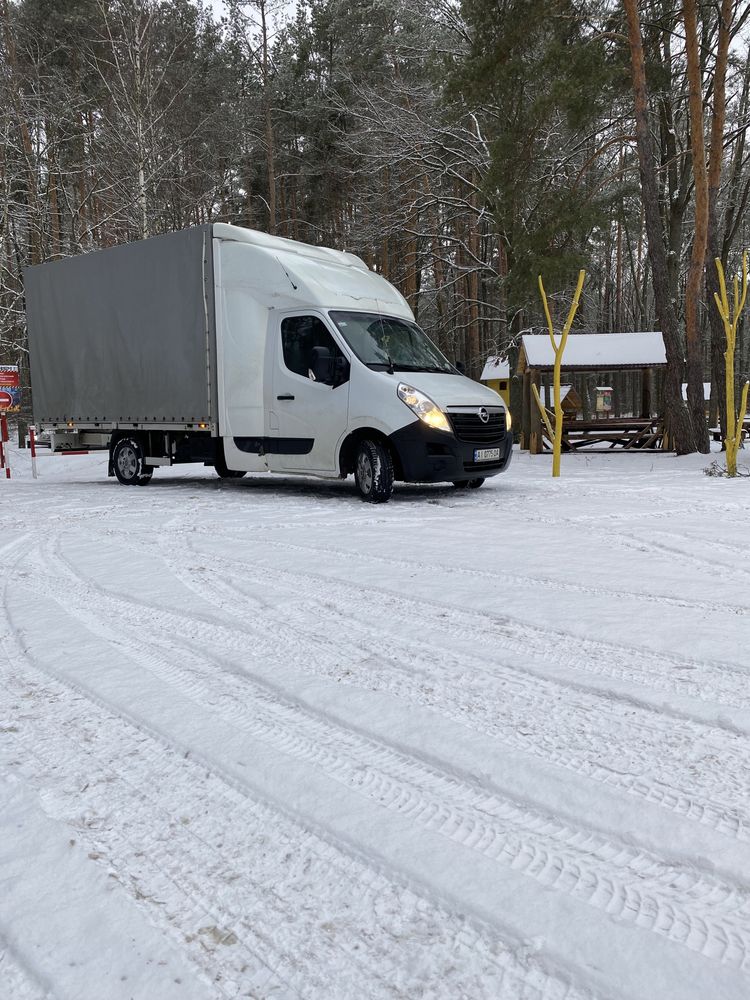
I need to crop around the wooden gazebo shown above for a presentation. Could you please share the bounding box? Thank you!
[517,332,668,453]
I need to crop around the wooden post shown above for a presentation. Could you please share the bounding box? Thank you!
[640,368,651,418]
[530,369,542,454]
[521,370,531,450]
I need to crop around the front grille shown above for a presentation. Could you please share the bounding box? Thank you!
[448,409,505,444]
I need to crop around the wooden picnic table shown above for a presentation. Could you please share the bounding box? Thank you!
[541,417,665,452]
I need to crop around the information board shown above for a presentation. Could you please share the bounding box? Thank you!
[0,366,20,412]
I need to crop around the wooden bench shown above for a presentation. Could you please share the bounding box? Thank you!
[541,417,664,452]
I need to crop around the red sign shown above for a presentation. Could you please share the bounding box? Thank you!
[0,366,20,411]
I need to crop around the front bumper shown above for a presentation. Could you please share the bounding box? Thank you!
[389,420,513,483]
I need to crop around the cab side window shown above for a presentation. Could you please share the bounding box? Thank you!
[281,316,346,383]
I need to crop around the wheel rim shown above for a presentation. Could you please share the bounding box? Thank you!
[117,445,138,479]
[357,451,373,493]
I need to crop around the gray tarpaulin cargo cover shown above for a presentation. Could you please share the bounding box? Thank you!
[25,225,217,428]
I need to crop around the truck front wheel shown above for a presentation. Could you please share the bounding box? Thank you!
[214,442,246,479]
[112,436,152,486]
[354,439,393,503]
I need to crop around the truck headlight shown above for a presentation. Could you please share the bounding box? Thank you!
[505,408,512,431]
[397,383,451,432]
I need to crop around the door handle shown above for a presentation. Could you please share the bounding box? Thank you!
[276,394,295,401]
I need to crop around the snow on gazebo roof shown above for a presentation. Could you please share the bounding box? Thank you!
[480,356,510,381]
[518,332,666,372]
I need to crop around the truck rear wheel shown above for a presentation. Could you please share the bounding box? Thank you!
[355,439,393,503]
[112,436,152,486]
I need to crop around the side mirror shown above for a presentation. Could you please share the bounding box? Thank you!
[310,346,334,384]
[333,356,350,387]
[455,360,466,375]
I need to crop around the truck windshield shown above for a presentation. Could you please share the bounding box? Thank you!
[330,311,455,373]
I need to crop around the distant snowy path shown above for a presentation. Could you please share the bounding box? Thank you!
[1,445,749,999]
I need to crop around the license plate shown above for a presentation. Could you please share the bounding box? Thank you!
[474,447,500,462]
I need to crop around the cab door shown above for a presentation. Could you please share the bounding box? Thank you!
[268,313,350,472]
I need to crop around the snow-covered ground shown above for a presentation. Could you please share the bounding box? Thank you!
[1,442,749,1000]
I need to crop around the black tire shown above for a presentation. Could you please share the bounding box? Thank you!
[467,477,485,489]
[112,436,152,486]
[354,438,394,503]
[452,480,471,489]
[214,442,246,479]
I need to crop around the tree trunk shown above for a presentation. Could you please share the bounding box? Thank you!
[260,0,276,234]
[0,0,40,265]
[623,0,696,454]
[466,190,481,378]
[614,152,624,332]
[46,125,61,260]
[682,0,710,452]
[707,0,738,445]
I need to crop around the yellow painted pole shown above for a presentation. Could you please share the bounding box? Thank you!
[713,252,749,477]
[538,270,586,477]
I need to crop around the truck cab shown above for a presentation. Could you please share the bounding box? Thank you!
[213,225,512,501]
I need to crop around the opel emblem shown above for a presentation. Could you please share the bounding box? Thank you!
[479,407,489,424]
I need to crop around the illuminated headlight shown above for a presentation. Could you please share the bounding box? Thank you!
[397,383,451,432]
[505,408,512,431]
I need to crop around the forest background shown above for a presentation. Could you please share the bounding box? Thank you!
[1,0,749,453]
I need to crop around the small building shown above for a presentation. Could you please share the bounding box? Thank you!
[480,356,510,408]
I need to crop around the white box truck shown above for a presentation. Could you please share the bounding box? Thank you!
[26,224,512,502]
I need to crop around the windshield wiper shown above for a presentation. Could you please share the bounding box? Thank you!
[391,364,451,373]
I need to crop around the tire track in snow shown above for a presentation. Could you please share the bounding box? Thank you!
[2,674,415,1000]
[239,528,749,623]
[521,499,747,529]
[30,530,750,929]
[40,530,750,846]
[214,527,747,618]
[2,546,593,1000]
[24,544,750,972]
[178,530,750,716]
[611,531,750,581]
[162,521,750,709]
[1,587,284,997]
[528,520,750,585]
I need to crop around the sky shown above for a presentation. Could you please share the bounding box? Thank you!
[206,0,228,19]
